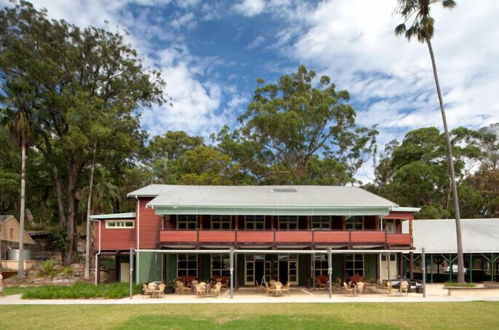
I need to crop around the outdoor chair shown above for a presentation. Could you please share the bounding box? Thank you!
[272,281,283,297]
[385,281,393,295]
[400,281,409,295]
[343,282,354,296]
[175,280,190,294]
[209,282,223,297]
[194,282,207,298]
[282,282,291,295]
[356,281,365,295]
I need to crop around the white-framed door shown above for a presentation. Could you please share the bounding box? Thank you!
[380,254,398,280]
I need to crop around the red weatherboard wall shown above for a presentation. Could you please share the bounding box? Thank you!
[93,221,136,251]
[137,198,162,249]
[93,197,162,251]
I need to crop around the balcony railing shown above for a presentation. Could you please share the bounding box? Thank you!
[159,230,411,246]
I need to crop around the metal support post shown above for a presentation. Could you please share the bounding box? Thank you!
[469,253,473,283]
[328,248,332,298]
[422,248,426,298]
[129,249,134,299]
[430,254,434,284]
[387,252,391,280]
[230,248,234,299]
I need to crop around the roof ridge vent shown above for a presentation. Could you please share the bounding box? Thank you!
[271,188,298,193]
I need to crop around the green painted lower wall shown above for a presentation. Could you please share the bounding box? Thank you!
[236,254,244,288]
[332,255,343,280]
[137,251,163,284]
[199,254,211,281]
[299,255,309,286]
[166,254,177,281]
[135,252,380,285]
[364,254,377,281]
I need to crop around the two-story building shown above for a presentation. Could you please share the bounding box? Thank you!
[91,185,419,286]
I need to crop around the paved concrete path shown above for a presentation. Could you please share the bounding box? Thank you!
[2,292,499,305]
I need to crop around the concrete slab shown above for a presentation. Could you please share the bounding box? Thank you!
[1,284,499,305]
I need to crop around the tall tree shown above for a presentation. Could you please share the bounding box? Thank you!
[0,79,35,278]
[217,65,378,185]
[394,0,465,282]
[0,1,165,265]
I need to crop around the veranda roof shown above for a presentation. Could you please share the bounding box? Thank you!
[128,184,398,216]
[411,218,499,254]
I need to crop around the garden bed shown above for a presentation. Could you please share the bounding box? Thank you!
[4,282,140,299]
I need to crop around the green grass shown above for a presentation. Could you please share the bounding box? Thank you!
[0,303,498,329]
[444,282,477,288]
[3,282,140,299]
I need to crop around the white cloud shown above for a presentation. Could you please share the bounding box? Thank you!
[246,36,266,49]
[170,12,197,30]
[233,0,266,17]
[280,0,499,133]
[4,0,228,138]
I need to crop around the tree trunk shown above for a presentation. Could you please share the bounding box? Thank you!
[52,166,66,229]
[17,138,26,279]
[64,164,78,266]
[84,144,97,279]
[427,39,465,283]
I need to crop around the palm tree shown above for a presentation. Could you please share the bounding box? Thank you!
[394,0,465,283]
[1,79,35,279]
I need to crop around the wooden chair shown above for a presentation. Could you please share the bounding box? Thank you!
[400,281,409,295]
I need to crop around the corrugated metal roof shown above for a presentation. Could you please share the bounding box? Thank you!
[128,185,398,216]
[138,185,396,207]
[412,219,499,253]
[89,212,136,220]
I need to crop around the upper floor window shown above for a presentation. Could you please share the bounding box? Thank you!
[177,215,197,230]
[383,220,396,233]
[278,216,298,230]
[211,215,232,230]
[9,228,14,240]
[244,215,265,230]
[311,216,331,230]
[106,220,134,229]
[345,216,363,230]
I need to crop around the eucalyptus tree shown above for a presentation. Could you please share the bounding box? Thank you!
[0,1,165,265]
[394,0,465,282]
[218,65,378,185]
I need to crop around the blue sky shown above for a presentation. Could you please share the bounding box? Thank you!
[3,0,499,181]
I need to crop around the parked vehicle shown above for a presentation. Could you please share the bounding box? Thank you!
[444,265,467,274]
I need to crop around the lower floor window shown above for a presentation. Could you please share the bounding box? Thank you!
[314,254,329,277]
[211,254,230,278]
[345,254,364,277]
[177,254,197,277]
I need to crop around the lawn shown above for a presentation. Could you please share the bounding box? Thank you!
[0,302,498,329]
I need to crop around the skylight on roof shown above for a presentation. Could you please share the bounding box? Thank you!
[271,188,298,193]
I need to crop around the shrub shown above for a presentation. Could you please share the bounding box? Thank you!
[61,266,73,278]
[444,282,477,288]
[38,259,57,278]
[22,282,141,299]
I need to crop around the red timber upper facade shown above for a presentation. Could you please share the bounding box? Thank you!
[91,185,419,252]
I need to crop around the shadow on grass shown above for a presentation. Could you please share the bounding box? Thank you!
[115,314,397,330]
